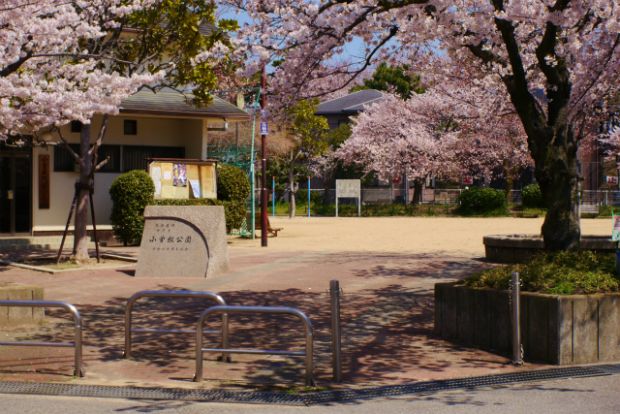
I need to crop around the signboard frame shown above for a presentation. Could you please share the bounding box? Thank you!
[335,179,361,217]
[148,158,217,200]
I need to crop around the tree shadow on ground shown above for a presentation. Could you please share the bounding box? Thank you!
[0,279,512,387]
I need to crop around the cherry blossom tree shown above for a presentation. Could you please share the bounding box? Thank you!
[336,89,531,204]
[1,0,235,261]
[224,0,620,250]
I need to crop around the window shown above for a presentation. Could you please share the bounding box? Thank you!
[96,145,121,173]
[124,120,138,135]
[54,144,121,173]
[54,144,79,172]
[70,121,82,133]
[122,145,185,172]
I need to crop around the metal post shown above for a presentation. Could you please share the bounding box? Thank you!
[260,66,268,247]
[330,280,342,382]
[307,176,311,218]
[511,272,523,365]
[124,290,229,361]
[195,305,314,386]
[0,300,83,377]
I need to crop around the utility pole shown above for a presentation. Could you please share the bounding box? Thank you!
[260,66,268,247]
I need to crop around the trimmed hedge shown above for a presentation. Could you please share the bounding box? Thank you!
[109,170,155,246]
[152,198,245,233]
[522,183,544,208]
[457,187,507,216]
[217,164,250,202]
[465,251,619,295]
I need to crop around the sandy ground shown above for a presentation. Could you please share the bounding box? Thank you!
[229,216,610,256]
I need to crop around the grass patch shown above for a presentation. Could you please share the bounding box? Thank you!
[464,251,620,295]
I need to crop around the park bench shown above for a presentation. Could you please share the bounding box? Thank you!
[252,212,283,237]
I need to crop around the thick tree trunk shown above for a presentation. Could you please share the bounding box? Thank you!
[412,179,424,205]
[535,127,581,250]
[73,124,92,263]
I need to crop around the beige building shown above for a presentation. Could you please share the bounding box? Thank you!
[0,88,248,236]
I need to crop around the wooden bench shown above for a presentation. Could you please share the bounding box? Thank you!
[251,213,283,237]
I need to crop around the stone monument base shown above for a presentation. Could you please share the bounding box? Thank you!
[135,205,229,278]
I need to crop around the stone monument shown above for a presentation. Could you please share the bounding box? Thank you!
[135,205,229,278]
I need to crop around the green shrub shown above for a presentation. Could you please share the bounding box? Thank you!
[465,251,619,295]
[217,164,250,202]
[152,198,245,233]
[109,170,155,246]
[522,183,544,208]
[457,187,507,216]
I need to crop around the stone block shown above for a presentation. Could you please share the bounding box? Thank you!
[572,296,599,364]
[599,295,620,361]
[473,289,491,350]
[0,284,45,327]
[135,205,229,278]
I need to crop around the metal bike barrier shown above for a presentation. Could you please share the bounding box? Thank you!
[195,305,315,386]
[0,300,83,377]
[123,290,229,360]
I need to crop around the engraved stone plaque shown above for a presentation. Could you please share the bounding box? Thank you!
[135,206,229,278]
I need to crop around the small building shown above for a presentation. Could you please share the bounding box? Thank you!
[316,89,386,129]
[0,87,248,237]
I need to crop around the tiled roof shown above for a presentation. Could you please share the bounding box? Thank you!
[316,89,386,115]
[120,87,249,120]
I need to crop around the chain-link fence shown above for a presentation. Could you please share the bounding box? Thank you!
[255,186,620,216]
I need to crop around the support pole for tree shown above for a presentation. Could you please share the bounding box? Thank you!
[260,66,268,247]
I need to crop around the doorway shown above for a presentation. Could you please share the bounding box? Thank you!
[0,146,32,234]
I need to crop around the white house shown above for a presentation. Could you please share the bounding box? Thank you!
[0,87,248,238]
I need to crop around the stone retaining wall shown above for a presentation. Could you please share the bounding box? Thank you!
[434,283,620,364]
[0,284,45,326]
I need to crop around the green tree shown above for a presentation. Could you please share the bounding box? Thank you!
[351,63,424,100]
[61,1,237,262]
[284,99,330,217]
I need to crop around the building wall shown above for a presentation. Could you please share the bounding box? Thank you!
[31,115,216,232]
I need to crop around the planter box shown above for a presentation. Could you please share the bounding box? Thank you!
[0,284,45,327]
[483,235,615,263]
[434,283,620,364]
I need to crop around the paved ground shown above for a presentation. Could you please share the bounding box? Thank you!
[0,373,618,413]
[0,217,612,389]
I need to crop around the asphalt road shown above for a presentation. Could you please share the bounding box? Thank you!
[1,374,618,414]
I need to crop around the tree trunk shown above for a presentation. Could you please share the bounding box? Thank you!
[412,179,424,205]
[73,124,92,263]
[535,126,581,250]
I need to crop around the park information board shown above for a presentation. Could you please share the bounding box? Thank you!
[335,179,361,217]
[149,159,217,200]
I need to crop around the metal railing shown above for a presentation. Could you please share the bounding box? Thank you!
[195,305,315,386]
[124,290,229,360]
[0,300,83,377]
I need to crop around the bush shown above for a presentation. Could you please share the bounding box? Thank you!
[522,183,544,208]
[217,164,250,202]
[457,187,507,216]
[110,170,155,246]
[152,198,245,233]
[464,251,619,295]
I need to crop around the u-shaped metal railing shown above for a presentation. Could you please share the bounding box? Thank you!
[195,305,314,386]
[124,290,229,360]
[0,300,83,377]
